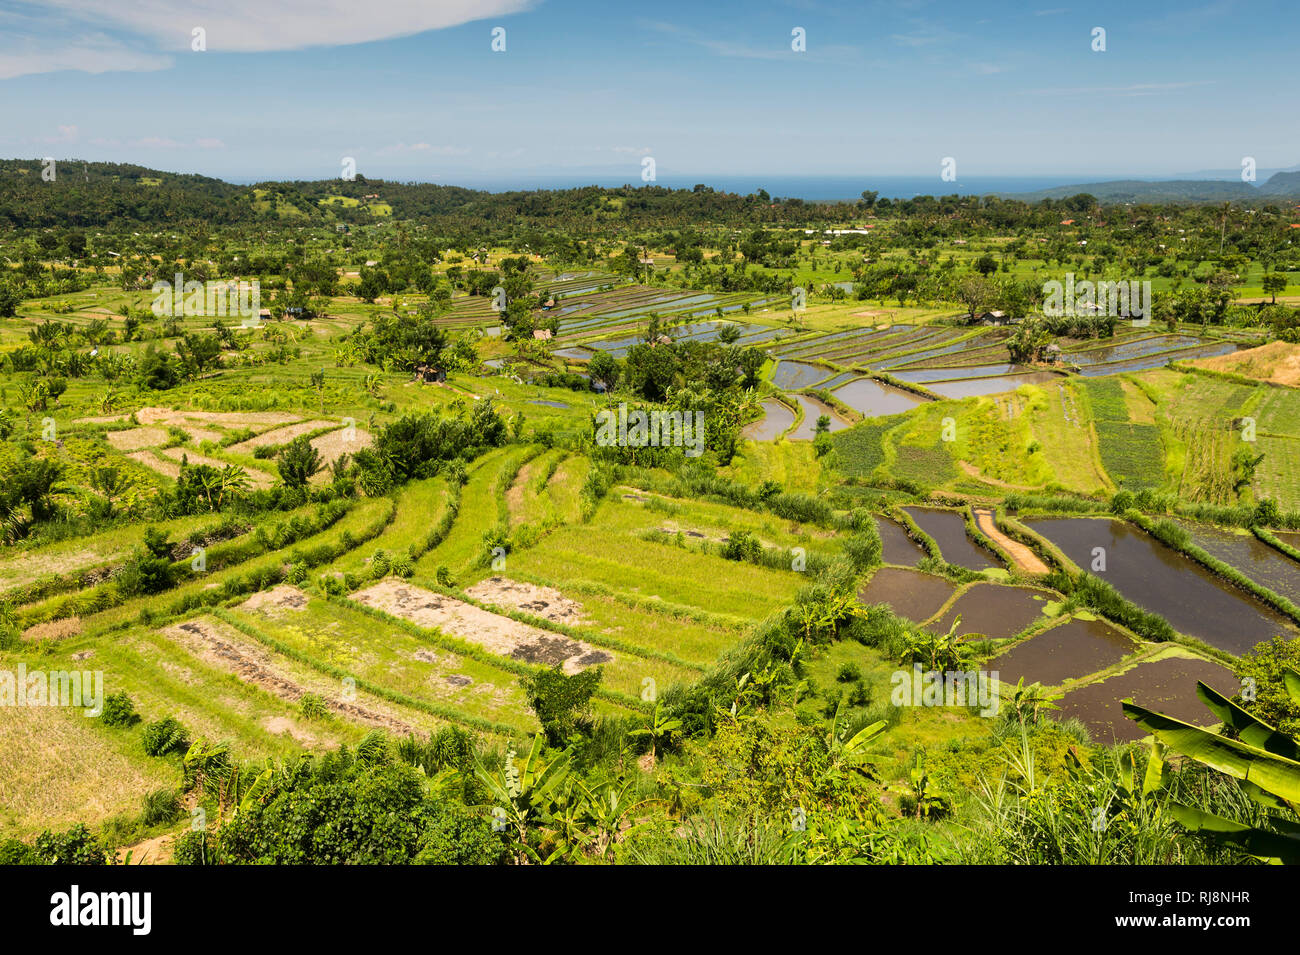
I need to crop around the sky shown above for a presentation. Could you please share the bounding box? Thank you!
[0,0,1296,191]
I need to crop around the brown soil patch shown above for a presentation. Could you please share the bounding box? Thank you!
[164,617,418,734]
[22,617,82,642]
[1189,340,1300,387]
[116,833,174,865]
[352,580,612,672]
[106,427,170,451]
[465,576,591,627]
[135,407,301,430]
[973,507,1049,574]
[226,420,339,455]
[308,428,373,483]
[239,584,309,614]
[127,450,181,480]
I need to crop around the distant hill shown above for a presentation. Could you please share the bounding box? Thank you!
[1259,170,1300,196]
[1003,170,1300,204]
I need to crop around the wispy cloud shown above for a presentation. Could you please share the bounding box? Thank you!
[639,19,856,60]
[377,142,471,156]
[0,32,172,80]
[1027,81,1212,97]
[0,0,534,78]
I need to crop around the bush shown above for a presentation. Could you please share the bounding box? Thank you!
[299,693,328,721]
[100,692,140,728]
[141,716,191,757]
[140,788,182,826]
[31,824,109,865]
[720,530,763,563]
[172,830,212,866]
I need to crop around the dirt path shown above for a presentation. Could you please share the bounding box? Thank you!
[972,507,1050,575]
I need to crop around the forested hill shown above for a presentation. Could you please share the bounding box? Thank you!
[1007,170,1300,204]
[4,157,1300,233]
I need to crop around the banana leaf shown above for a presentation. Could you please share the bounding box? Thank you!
[1168,802,1300,864]
[1195,681,1300,761]
[1121,700,1300,803]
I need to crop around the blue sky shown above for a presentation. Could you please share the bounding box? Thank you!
[1,0,1296,187]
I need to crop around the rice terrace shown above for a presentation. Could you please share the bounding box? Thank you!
[1,2,1299,911]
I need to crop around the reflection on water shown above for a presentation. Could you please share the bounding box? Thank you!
[904,507,1000,571]
[1026,516,1296,653]
[832,377,925,417]
[741,399,795,440]
[788,395,850,440]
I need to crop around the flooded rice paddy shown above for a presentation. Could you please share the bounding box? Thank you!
[903,507,1001,571]
[1025,517,1295,653]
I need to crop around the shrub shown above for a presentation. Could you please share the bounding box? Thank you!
[100,692,140,728]
[139,788,182,826]
[31,825,109,865]
[299,693,328,721]
[141,716,191,757]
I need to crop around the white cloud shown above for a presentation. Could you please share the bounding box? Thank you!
[378,142,471,155]
[0,32,172,79]
[23,0,535,54]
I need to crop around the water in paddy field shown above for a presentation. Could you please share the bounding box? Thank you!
[1055,655,1238,744]
[891,363,1018,383]
[903,507,1001,571]
[770,360,829,390]
[787,394,850,440]
[920,371,1061,399]
[991,616,1135,688]
[1172,519,1300,603]
[875,517,926,565]
[741,398,795,440]
[1025,517,1297,654]
[857,567,958,622]
[930,583,1051,639]
[832,377,926,417]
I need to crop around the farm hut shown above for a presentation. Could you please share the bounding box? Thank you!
[533,328,553,341]
[414,364,446,383]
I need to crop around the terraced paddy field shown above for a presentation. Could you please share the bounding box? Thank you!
[903,507,1002,571]
[989,615,1137,688]
[858,567,958,621]
[1025,517,1298,653]
[1055,651,1239,743]
[5,256,1297,870]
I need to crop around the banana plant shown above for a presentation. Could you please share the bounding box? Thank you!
[824,700,887,780]
[1009,677,1062,728]
[475,737,573,865]
[1122,668,1300,864]
[628,700,682,766]
[579,779,647,863]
